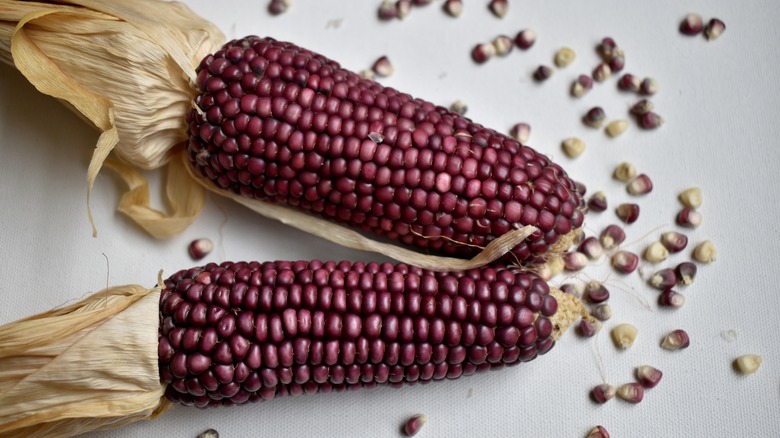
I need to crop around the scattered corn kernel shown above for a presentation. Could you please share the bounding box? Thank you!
[563,251,589,271]
[189,238,214,260]
[403,414,427,436]
[377,0,398,20]
[449,100,468,115]
[675,262,697,285]
[268,0,290,15]
[734,354,763,375]
[614,162,638,182]
[680,13,704,35]
[693,240,716,263]
[587,192,608,213]
[371,56,394,77]
[562,137,586,158]
[509,122,531,143]
[533,65,554,81]
[597,37,618,59]
[600,224,626,250]
[661,329,690,350]
[678,187,702,208]
[649,268,677,289]
[592,303,613,321]
[587,425,611,438]
[676,207,702,228]
[617,383,644,403]
[612,323,638,349]
[591,384,617,404]
[605,120,629,137]
[639,78,660,96]
[608,50,625,73]
[397,0,412,19]
[618,73,641,92]
[492,35,514,56]
[488,0,508,18]
[616,203,640,224]
[704,18,726,41]
[471,43,496,64]
[586,280,610,303]
[443,0,463,17]
[630,99,654,115]
[661,231,688,253]
[578,318,601,337]
[658,289,685,308]
[358,69,375,80]
[554,47,576,68]
[612,251,639,274]
[638,112,664,130]
[197,429,220,438]
[593,63,612,82]
[578,236,604,259]
[583,107,606,128]
[515,28,537,49]
[635,365,663,388]
[627,174,653,195]
[644,241,669,263]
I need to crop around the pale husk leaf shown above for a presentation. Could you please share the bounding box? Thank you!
[0,285,170,437]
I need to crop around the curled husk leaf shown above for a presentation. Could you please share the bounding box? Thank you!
[0,284,169,437]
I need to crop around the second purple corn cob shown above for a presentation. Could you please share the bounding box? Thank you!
[186,37,586,265]
[159,260,568,407]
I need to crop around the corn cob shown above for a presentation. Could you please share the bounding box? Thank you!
[187,37,586,266]
[159,260,579,407]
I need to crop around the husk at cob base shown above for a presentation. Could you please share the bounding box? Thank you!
[0,0,580,272]
[0,262,589,437]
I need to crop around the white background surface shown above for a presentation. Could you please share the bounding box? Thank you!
[1,0,779,436]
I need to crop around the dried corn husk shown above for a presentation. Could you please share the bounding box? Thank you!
[0,283,170,437]
[0,0,549,270]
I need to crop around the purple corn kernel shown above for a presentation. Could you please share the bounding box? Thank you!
[268,0,290,15]
[597,37,617,59]
[592,63,612,82]
[591,384,616,404]
[592,303,612,321]
[617,382,644,403]
[599,224,626,250]
[638,112,664,130]
[492,35,514,57]
[587,192,608,213]
[578,318,601,337]
[443,0,463,17]
[661,231,688,253]
[627,174,653,196]
[585,281,610,303]
[680,13,704,35]
[472,42,496,64]
[630,99,654,115]
[661,329,690,350]
[372,56,394,77]
[618,74,640,92]
[189,238,213,261]
[675,262,697,285]
[509,122,531,144]
[608,50,625,73]
[533,65,554,81]
[571,74,593,97]
[563,252,588,271]
[515,29,537,49]
[402,414,427,436]
[396,0,412,19]
[639,77,660,96]
[612,251,639,274]
[488,0,508,18]
[658,289,685,308]
[615,203,640,224]
[704,18,726,41]
[676,207,702,228]
[197,429,219,438]
[578,236,604,259]
[649,268,677,290]
[378,0,398,20]
[587,425,611,438]
[583,107,606,128]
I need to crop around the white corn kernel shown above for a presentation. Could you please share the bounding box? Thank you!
[562,137,586,158]
[734,354,763,375]
[605,120,629,137]
[693,240,716,263]
[678,187,702,209]
[554,47,576,68]
[611,323,638,349]
[644,241,669,263]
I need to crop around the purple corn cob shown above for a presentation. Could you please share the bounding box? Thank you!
[158,260,563,407]
[186,37,585,265]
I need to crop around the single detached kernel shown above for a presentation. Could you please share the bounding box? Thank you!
[608,50,625,73]
[675,262,697,285]
[659,289,685,308]
[583,107,607,128]
[639,78,660,96]
[579,236,604,259]
[649,268,677,289]
[197,429,220,438]
[616,203,640,224]
[449,100,468,115]
[533,65,554,81]
[471,42,496,64]
[578,318,601,337]
[593,303,613,321]
[661,329,690,350]
[644,241,669,264]
[563,251,589,271]
[678,187,703,209]
[597,37,618,59]
[515,29,537,49]
[562,137,586,158]
[372,56,394,77]
[614,162,638,182]
[443,0,463,17]
[661,231,688,253]
[680,13,704,35]
[189,238,214,260]
[377,0,398,20]
[635,365,663,388]
[676,207,702,228]
[627,174,653,195]
[612,323,638,349]
[587,192,608,213]
[492,35,514,56]
[403,414,427,436]
[693,240,716,263]
[554,47,576,68]
[587,426,611,438]
[358,69,375,80]
[612,251,639,274]
[586,280,610,303]
[605,120,629,137]
[617,383,644,403]
[618,73,642,92]
[571,74,594,97]
[600,224,626,250]
[638,112,664,130]
[509,122,531,143]
[267,0,290,15]
[593,63,612,82]
[488,0,508,18]
[591,384,617,404]
[734,355,763,375]
[704,18,726,41]
[630,99,654,115]
[397,0,412,19]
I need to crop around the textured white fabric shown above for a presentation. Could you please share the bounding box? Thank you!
[1,0,778,436]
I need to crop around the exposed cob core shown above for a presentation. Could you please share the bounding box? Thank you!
[158,260,580,406]
[187,37,585,266]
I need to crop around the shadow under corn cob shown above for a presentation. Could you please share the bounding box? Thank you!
[159,260,573,407]
[187,37,586,266]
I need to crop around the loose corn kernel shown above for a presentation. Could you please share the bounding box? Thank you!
[649,268,677,289]
[680,13,704,35]
[658,289,685,308]
[583,107,607,128]
[534,65,554,81]
[617,383,644,403]
[644,241,669,263]
[605,120,629,137]
[600,224,626,250]
[372,56,394,77]
[661,231,688,253]
[492,35,514,57]
[591,384,616,404]
[554,47,576,68]
[614,162,638,182]
[611,323,638,349]
[562,137,586,158]
[635,365,663,388]
[661,329,690,350]
[515,29,537,49]
[488,0,508,18]
[449,100,468,115]
[627,174,654,195]
[615,203,640,224]
[189,238,214,261]
[578,236,604,259]
[592,303,612,321]
[675,262,697,285]
[630,99,654,115]
[639,78,660,96]
[618,73,641,92]
[678,187,703,208]
[587,192,608,213]
[734,355,763,375]
[693,240,716,263]
[443,0,463,17]
[403,414,427,436]
[587,425,611,438]
[704,18,726,41]
[593,63,612,82]
[509,122,531,143]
